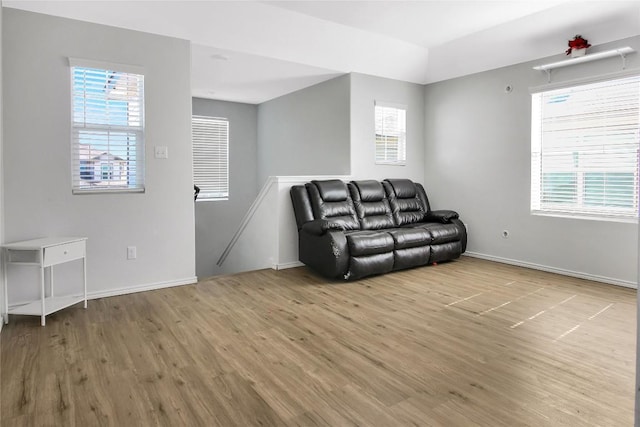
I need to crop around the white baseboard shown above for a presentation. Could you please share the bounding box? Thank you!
[464,252,636,289]
[273,261,304,270]
[87,276,198,300]
[0,319,3,334]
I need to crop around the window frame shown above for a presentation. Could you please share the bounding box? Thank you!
[69,58,145,194]
[192,115,229,201]
[374,101,407,166]
[530,74,640,222]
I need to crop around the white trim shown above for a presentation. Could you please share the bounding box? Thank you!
[196,197,229,203]
[531,210,638,224]
[216,175,351,268]
[73,188,146,195]
[87,277,197,300]
[216,176,278,267]
[68,57,145,75]
[529,68,640,93]
[464,252,636,289]
[374,100,407,110]
[273,261,304,270]
[274,175,352,184]
[0,319,3,334]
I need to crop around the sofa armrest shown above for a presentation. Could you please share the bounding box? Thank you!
[298,227,350,279]
[301,219,344,236]
[425,210,459,223]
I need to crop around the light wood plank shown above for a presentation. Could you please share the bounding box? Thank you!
[1,257,635,425]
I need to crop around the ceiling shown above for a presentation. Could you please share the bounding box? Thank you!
[4,1,640,104]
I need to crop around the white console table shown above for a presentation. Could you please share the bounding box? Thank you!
[2,237,87,326]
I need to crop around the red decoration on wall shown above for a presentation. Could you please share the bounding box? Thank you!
[566,35,591,55]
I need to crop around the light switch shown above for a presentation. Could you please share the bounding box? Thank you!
[154,146,169,159]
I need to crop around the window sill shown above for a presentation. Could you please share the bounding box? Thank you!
[531,210,638,224]
[73,188,145,195]
[196,197,229,202]
[375,162,406,166]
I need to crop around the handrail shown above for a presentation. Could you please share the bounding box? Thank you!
[216,176,277,267]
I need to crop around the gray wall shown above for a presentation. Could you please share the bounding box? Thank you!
[3,9,195,301]
[350,73,425,182]
[424,36,640,285]
[257,74,350,186]
[0,4,4,323]
[192,98,259,278]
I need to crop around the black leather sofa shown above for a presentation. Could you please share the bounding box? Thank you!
[290,178,467,280]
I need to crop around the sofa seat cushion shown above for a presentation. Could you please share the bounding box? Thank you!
[405,222,461,244]
[387,228,431,249]
[345,231,394,256]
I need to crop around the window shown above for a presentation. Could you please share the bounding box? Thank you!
[375,101,406,165]
[71,59,145,193]
[531,75,640,220]
[192,115,229,200]
[101,164,113,180]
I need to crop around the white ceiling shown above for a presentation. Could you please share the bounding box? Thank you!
[4,1,640,104]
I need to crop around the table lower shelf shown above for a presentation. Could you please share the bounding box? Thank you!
[9,295,85,317]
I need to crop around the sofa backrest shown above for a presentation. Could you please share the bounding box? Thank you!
[348,180,395,230]
[306,180,360,230]
[382,179,431,226]
[290,184,315,230]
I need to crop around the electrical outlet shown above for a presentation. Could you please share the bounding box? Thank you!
[127,246,137,260]
[154,146,168,159]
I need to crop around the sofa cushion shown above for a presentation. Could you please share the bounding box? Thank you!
[393,199,424,224]
[349,180,395,230]
[354,180,385,202]
[345,231,394,256]
[383,179,428,226]
[405,222,461,244]
[307,180,360,230]
[312,179,349,202]
[385,179,417,198]
[426,224,462,244]
[387,228,431,249]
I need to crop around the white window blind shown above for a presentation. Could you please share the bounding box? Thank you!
[531,75,640,220]
[375,102,406,165]
[192,115,229,200]
[71,61,145,193]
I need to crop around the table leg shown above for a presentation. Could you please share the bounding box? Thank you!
[50,265,54,297]
[82,256,87,309]
[3,250,8,324]
[40,265,46,326]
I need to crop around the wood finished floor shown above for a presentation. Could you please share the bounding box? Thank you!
[0,257,636,426]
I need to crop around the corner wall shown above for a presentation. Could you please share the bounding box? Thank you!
[3,9,196,302]
[424,36,640,286]
[257,74,350,187]
[192,98,259,278]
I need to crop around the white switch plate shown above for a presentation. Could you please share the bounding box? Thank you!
[154,146,168,159]
[127,246,137,260]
